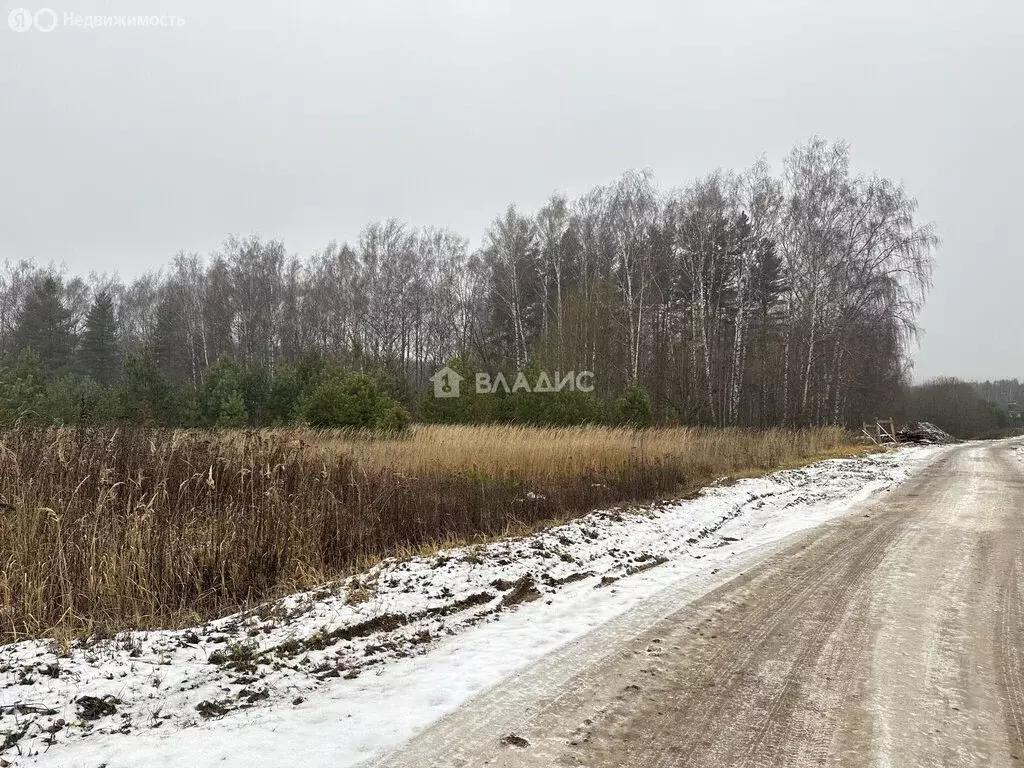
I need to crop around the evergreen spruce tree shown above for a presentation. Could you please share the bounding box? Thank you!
[78,290,121,385]
[153,292,192,386]
[12,276,75,377]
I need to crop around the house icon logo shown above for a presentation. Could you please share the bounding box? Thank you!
[430,366,464,398]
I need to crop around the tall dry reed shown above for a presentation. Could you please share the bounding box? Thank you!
[0,425,851,641]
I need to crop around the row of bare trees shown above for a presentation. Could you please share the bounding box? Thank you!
[0,138,937,426]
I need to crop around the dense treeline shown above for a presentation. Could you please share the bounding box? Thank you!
[970,379,1024,411]
[0,138,937,428]
[901,378,1012,439]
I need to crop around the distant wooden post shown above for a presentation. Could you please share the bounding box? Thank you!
[878,418,896,443]
[863,418,896,444]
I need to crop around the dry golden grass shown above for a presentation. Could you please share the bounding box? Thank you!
[0,424,856,642]
[293,424,855,478]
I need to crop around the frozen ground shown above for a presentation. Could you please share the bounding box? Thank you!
[0,445,946,768]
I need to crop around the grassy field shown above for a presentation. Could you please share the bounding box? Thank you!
[0,425,857,642]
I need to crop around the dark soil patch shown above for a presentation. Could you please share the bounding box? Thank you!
[626,556,669,576]
[499,576,541,608]
[195,700,232,719]
[500,733,531,748]
[76,695,119,721]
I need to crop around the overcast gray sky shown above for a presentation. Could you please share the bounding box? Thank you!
[1,0,1021,381]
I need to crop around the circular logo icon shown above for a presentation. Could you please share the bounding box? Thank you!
[8,8,33,32]
[34,8,57,32]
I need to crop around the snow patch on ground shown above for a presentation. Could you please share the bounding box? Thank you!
[0,445,946,768]
[1009,442,1024,466]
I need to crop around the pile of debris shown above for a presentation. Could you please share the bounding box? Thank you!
[896,421,958,445]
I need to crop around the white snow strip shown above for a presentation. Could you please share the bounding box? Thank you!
[0,444,947,768]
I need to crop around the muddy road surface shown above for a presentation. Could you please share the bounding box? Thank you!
[375,440,1024,767]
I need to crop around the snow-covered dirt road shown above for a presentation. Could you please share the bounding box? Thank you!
[1,443,958,767]
[379,439,1024,768]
